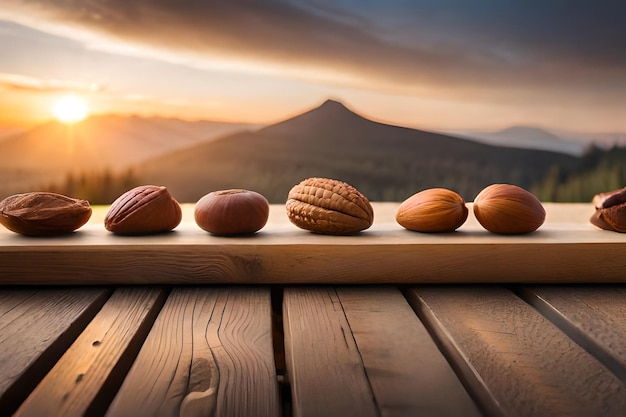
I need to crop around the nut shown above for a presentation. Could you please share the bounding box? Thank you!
[0,192,92,236]
[396,188,468,232]
[590,187,626,232]
[473,184,545,234]
[286,177,373,235]
[195,189,269,235]
[105,185,182,234]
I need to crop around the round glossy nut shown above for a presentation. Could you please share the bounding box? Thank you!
[473,184,545,234]
[195,189,269,235]
[396,188,468,232]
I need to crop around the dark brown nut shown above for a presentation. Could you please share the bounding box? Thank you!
[590,187,626,232]
[286,177,373,235]
[396,188,468,232]
[0,192,92,236]
[195,189,270,235]
[592,187,626,210]
[105,185,182,235]
[473,184,545,234]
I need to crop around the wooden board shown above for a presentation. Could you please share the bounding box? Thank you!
[335,287,481,417]
[406,286,626,417]
[517,285,626,384]
[283,287,480,417]
[0,288,110,414]
[106,287,279,417]
[1,203,625,284]
[14,287,166,417]
[283,287,378,417]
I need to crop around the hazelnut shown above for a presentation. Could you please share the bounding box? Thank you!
[396,188,468,232]
[473,184,545,234]
[286,177,373,235]
[105,185,182,235]
[194,189,269,235]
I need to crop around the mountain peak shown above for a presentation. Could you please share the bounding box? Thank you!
[267,98,367,133]
[308,98,363,121]
[318,99,349,110]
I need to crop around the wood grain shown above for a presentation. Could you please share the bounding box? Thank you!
[517,285,626,384]
[407,286,626,417]
[105,287,279,417]
[14,287,166,417]
[283,287,378,417]
[1,204,625,284]
[335,287,481,417]
[0,288,109,414]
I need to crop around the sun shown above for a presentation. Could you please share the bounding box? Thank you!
[52,95,89,123]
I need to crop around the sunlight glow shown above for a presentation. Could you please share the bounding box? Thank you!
[52,95,89,123]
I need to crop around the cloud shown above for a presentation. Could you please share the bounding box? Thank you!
[0,72,103,93]
[0,1,624,99]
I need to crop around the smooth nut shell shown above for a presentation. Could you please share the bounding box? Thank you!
[473,184,545,234]
[105,185,182,234]
[194,189,269,235]
[0,192,92,236]
[286,177,373,235]
[396,188,468,232]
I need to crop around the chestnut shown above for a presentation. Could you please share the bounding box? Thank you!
[194,189,270,235]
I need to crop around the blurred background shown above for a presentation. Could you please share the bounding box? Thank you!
[0,1,624,204]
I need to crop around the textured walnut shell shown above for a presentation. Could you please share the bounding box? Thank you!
[105,185,182,235]
[590,187,626,232]
[286,177,373,235]
[0,192,92,236]
[195,189,269,235]
[396,188,468,233]
[473,184,545,234]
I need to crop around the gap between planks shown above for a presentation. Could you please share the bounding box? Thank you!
[513,285,626,385]
[14,287,169,417]
[405,286,626,417]
[401,286,504,417]
[0,287,112,416]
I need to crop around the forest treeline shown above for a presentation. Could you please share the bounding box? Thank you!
[40,169,142,205]
[38,146,626,205]
[532,146,626,202]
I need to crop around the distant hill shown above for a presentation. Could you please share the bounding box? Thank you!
[448,126,587,156]
[0,115,256,196]
[137,100,580,203]
[552,130,626,149]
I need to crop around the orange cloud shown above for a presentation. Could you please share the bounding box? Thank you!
[0,73,103,94]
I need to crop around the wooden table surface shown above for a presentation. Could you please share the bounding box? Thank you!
[1,284,625,417]
[1,203,625,284]
[1,203,625,416]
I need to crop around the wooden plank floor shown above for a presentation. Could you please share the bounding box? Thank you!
[1,285,625,417]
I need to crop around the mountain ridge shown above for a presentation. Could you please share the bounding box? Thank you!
[447,125,587,156]
[3,99,621,203]
[136,99,580,202]
[0,114,257,197]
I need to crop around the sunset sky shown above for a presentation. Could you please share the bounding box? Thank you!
[0,1,624,134]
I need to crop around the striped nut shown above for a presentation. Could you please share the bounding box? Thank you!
[105,185,182,235]
[286,177,374,235]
